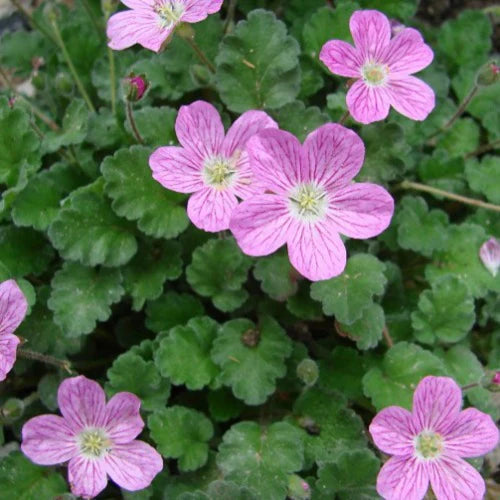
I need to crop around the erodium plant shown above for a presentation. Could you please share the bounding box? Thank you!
[0,1,499,499]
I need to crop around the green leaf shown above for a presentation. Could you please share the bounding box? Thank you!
[11,162,88,231]
[186,238,252,312]
[155,317,220,390]
[48,178,138,267]
[286,282,323,320]
[217,421,303,499]
[48,262,124,337]
[122,239,182,311]
[310,254,387,324]
[359,0,418,21]
[124,106,177,148]
[211,316,292,405]
[106,350,171,412]
[437,118,480,156]
[253,253,298,301]
[216,9,301,112]
[465,156,500,204]
[146,291,204,333]
[418,149,466,193]
[395,196,450,257]
[0,452,67,500]
[207,389,244,423]
[179,480,258,500]
[102,146,189,239]
[86,108,129,150]
[149,406,214,471]
[42,100,88,153]
[412,276,475,344]
[338,303,385,350]
[363,342,446,411]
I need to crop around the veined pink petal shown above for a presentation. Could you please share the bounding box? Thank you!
[382,28,434,75]
[319,40,362,78]
[428,455,485,500]
[21,415,78,465]
[412,377,462,435]
[246,130,303,194]
[369,406,417,456]
[58,376,107,433]
[377,455,429,500]
[149,146,204,194]
[232,153,265,200]
[327,183,394,239]
[68,455,108,499]
[346,80,391,124]
[0,279,28,336]
[387,76,435,121]
[443,408,499,458]
[350,10,391,61]
[230,195,292,257]
[222,110,278,158]
[181,0,224,22]
[302,124,365,189]
[0,333,20,382]
[187,187,238,232]
[479,238,500,277]
[175,101,224,161]
[104,393,144,444]
[287,220,346,281]
[121,0,155,9]
[104,441,163,492]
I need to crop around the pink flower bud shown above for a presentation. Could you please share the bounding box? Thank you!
[479,237,500,277]
[389,19,406,36]
[124,74,148,101]
[492,372,500,385]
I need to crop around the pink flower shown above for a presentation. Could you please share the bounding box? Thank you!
[21,376,163,499]
[149,100,278,232]
[479,237,500,277]
[370,376,499,500]
[107,0,224,52]
[229,124,394,281]
[492,372,500,386]
[320,10,435,124]
[0,279,28,382]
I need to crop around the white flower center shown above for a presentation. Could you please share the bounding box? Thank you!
[154,0,185,29]
[202,155,238,189]
[414,431,444,460]
[361,62,389,86]
[77,428,112,459]
[289,183,328,222]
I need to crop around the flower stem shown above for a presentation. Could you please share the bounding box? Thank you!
[17,348,73,374]
[126,101,144,144]
[108,48,117,117]
[465,138,500,159]
[183,36,216,73]
[50,17,96,113]
[338,109,350,125]
[81,0,105,40]
[10,0,58,45]
[224,0,238,33]
[398,180,500,213]
[461,382,481,391]
[383,325,394,348]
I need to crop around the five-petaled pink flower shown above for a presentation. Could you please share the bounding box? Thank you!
[21,376,163,499]
[149,100,278,232]
[229,124,394,281]
[479,237,500,277]
[370,376,499,500]
[320,10,435,124]
[0,279,28,382]
[107,0,224,52]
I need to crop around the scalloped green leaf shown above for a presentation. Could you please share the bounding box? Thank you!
[465,156,500,204]
[253,253,298,301]
[124,106,177,148]
[338,303,385,350]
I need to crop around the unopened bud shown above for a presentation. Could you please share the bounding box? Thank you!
[287,475,311,500]
[0,398,24,423]
[389,19,406,36]
[124,74,148,102]
[493,372,500,385]
[296,358,318,387]
[476,61,500,87]
[176,22,195,40]
[479,237,500,277]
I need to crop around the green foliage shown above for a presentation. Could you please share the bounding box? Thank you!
[253,253,298,301]
[466,156,500,204]
[338,303,385,350]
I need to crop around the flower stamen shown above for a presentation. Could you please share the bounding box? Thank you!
[78,428,112,459]
[414,431,444,460]
[289,183,328,222]
[202,155,238,189]
[361,62,389,86]
[154,0,185,29]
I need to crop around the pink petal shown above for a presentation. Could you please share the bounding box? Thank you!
[381,28,434,75]
[479,237,500,277]
[58,376,107,433]
[319,40,362,78]
[230,195,292,257]
[121,1,155,9]
[327,183,394,239]
[68,455,108,499]
[302,124,365,189]
[21,415,77,465]
[428,455,485,500]
[412,377,462,435]
[187,187,238,232]
[149,146,204,194]
[287,220,347,281]
[222,110,278,158]
[387,76,435,121]
[175,101,224,161]
[107,10,168,53]
[232,153,265,200]
[369,406,417,456]
[246,130,303,195]
[104,393,144,444]
[0,279,28,336]
[0,333,19,382]
[350,10,391,61]
[104,441,163,492]
[346,80,391,124]
[377,455,429,500]
[181,0,224,22]
[443,408,499,458]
